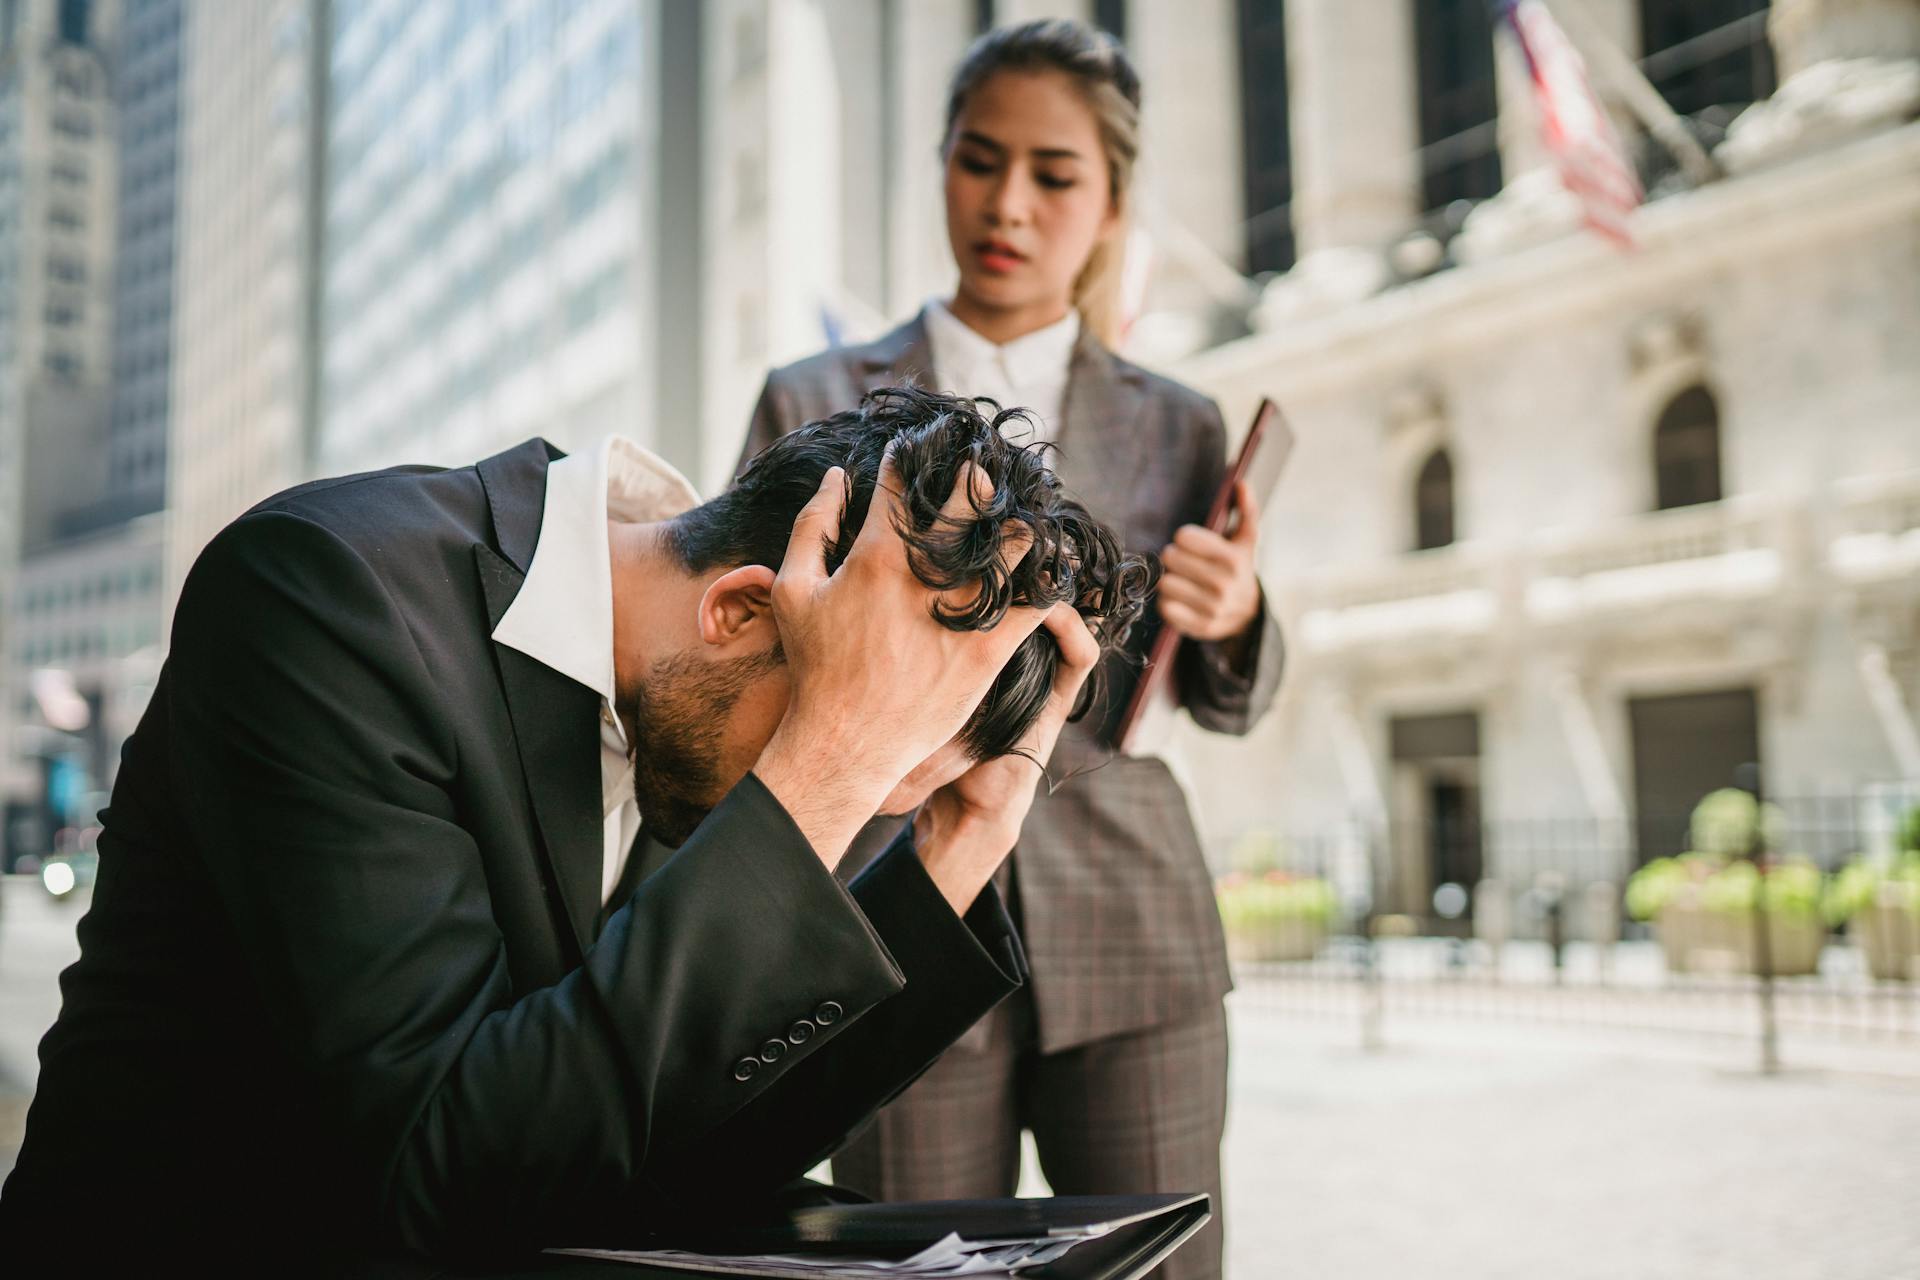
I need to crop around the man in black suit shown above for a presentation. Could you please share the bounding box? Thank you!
[0,389,1145,1267]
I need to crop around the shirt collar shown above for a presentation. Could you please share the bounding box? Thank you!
[491,436,702,702]
[923,298,1081,391]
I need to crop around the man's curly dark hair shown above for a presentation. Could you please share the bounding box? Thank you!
[668,385,1152,761]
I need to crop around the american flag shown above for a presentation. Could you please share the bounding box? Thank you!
[1494,0,1644,247]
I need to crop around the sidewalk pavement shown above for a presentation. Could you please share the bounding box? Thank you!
[1218,1001,1920,1280]
[5,876,1918,1277]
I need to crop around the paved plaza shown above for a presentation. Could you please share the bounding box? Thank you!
[1221,1013,1920,1279]
[4,876,1918,1277]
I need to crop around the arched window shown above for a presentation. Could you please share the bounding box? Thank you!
[1654,385,1722,510]
[1415,447,1455,551]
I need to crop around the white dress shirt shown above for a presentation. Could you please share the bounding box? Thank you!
[491,436,703,905]
[922,299,1080,445]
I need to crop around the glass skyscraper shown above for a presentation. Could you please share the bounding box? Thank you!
[319,0,649,474]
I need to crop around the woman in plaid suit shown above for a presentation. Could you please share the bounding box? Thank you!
[738,20,1284,1280]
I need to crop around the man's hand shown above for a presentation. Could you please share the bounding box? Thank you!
[912,604,1102,915]
[754,449,1047,868]
[1158,478,1262,647]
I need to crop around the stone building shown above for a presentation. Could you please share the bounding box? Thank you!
[0,0,135,863]
[1164,0,1920,921]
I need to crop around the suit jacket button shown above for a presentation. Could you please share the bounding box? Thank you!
[759,1039,787,1064]
[732,1056,760,1081]
[814,1000,843,1026]
[787,1019,816,1045]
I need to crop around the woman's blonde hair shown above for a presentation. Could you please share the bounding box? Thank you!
[943,19,1142,348]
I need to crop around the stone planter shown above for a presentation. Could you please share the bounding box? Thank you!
[1226,916,1328,964]
[1852,904,1920,981]
[1655,903,1825,976]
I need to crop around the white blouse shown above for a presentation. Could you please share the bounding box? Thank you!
[922,299,1080,445]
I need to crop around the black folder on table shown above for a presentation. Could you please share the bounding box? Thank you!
[507,1193,1211,1280]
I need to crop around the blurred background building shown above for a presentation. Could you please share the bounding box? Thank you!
[165,0,325,637]
[0,0,1916,910]
[0,0,167,870]
[1168,0,1920,929]
[318,0,653,476]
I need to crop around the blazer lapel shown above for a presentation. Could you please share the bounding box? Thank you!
[1054,328,1153,525]
[474,441,605,958]
[858,314,936,391]
[861,313,1154,531]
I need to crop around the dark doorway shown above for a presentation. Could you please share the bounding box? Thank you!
[1390,711,1484,929]
[1428,775,1484,891]
[1629,687,1760,862]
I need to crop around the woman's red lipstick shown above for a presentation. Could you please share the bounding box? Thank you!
[975,240,1026,274]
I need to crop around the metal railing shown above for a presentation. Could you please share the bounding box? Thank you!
[1218,790,1920,1064]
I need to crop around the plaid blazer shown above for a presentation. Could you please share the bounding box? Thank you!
[741,313,1285,1052]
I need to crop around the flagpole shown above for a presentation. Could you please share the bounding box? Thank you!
[1538,0,1722,185]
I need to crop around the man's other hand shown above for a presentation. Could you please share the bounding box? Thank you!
[754,448,1047,868]
[912,603,1100,914]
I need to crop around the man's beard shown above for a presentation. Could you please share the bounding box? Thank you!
[618,647,780,849]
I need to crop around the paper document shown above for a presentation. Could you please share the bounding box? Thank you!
[550,1225,1113,1277]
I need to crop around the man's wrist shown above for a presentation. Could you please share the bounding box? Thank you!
[754,728,896,869]
[759,720,896,799]
[915,809,1020,916]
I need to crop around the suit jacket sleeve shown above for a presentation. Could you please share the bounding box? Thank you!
[1171,395,1286,737]
[642,828,1026,1221]
[167,511,1021,1257]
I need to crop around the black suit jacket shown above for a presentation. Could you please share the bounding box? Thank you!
[0,440,1025,1266]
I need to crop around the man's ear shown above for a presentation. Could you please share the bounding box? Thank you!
[696,565,778,650]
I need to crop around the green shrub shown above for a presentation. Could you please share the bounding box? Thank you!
[1627,790,1817,921]
[1625,852,1822,921]
[1824,851,1920,926]
[1688,788,1787,856]
[1705,858,1822,915]
[1625,855,1693,921]
[1216,873,1338,932]
[1897,805,1920,857]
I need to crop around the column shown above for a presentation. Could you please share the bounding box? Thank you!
[883,0,974,317]
[1132,0,1244,296]
[1283,0,1421,257]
